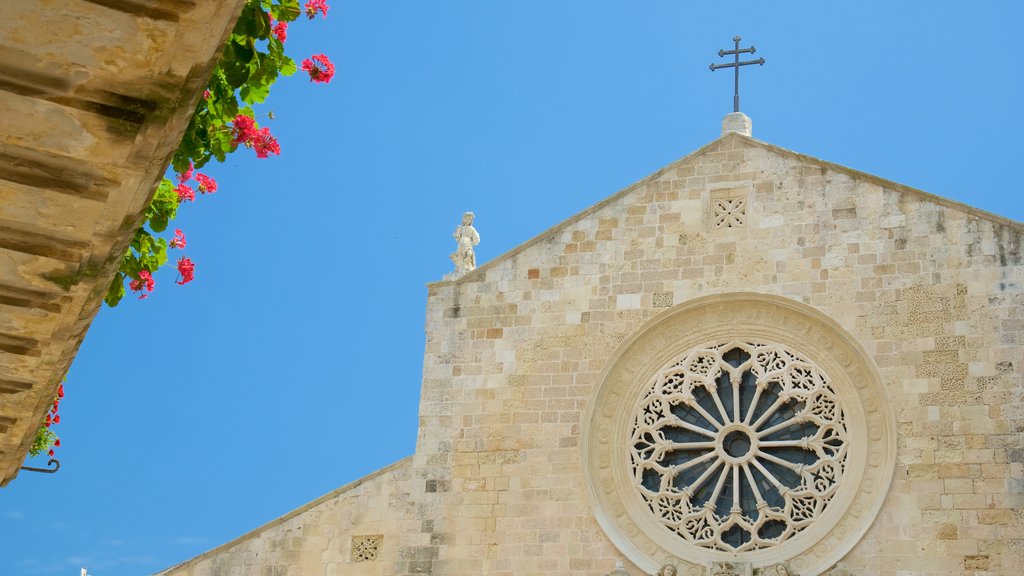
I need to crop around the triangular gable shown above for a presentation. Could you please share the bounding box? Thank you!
[438,132,1022,285]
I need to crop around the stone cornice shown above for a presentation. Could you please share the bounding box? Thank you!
[0,0,247,486]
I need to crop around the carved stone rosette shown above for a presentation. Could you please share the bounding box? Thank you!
[581,294,896,576]
[631,342,848,551]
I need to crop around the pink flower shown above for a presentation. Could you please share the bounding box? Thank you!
[203,89,211,99]
[253,127,281,158]
[129,270,156,296]
[304,0,328,19]
[272,21,288,42]
[301,54,335,84]
[176,257,195,285]
[231,114,258,145]
[175,183,195,202]
[195,173,217,194]
[177,161,194,184]
[170,229,187,249]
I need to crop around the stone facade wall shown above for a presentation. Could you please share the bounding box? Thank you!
[415,134,1022,575]
[159,457,422,576]
[161,133,1022,575]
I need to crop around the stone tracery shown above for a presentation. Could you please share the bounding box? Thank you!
[629,342,848,552]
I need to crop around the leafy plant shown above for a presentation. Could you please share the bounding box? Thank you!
[32,1,335,465]
[103,0,333,306]
[28,382,64,458]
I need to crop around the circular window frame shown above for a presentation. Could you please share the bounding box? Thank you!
[581,293,896,575]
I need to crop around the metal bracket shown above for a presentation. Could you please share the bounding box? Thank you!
[20,458,60,474]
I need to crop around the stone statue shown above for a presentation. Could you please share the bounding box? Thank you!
[655,564,677,576]
[449,211,480,276]
[606,559,632,576]
[753,564,793,576]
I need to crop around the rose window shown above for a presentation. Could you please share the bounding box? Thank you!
[630,342,848,552]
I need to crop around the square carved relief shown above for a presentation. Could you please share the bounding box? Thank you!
[710,187,748,229]
[350,534,382,562]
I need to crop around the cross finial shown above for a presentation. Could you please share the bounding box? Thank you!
[710,36,765,113]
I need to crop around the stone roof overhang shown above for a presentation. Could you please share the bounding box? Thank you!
[0,0,246,486]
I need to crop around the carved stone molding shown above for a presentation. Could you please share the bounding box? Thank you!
[581,293,896,575]
[350,534,382,562]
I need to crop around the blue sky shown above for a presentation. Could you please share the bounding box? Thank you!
[3,1,1022,574]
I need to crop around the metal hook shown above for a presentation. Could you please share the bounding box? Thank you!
[20,458,60,474]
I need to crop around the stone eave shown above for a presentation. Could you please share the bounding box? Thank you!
[429,131,1022,289]
[0,0,247,486]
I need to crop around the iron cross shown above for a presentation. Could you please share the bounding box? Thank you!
[710,36,765,113]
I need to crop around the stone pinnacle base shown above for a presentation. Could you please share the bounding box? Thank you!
[722,112,752,136]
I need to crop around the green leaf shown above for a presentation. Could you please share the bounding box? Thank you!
[240,82,271,105]
[280,56,297,77]
[272,0,301,22]
[234,3,262,37]
[104,273,126,307]
[223,58,250,88]
[230,39,255,65]
[150,213,169,234]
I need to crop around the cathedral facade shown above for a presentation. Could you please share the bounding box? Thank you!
[159,116,1023,576]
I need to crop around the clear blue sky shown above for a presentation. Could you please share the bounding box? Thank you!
[3,1,1022,574]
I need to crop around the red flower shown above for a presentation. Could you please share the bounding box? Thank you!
[203,89,211,99]
[231,114,258,145]
[195,173,217,194]
[58,385,64,398]
[53,415,60,424]
[304,0,328,19]
[177,161,194,184]
[170,228,187,249]
[129,270,155,297]
[176,257,195,285]
[138,293,149,300]
[301,54,335,84]
[253,127,281,158]
[272,21,288,42]
[175,183,195,202]
[54,439,61,447]
[44,414,51,425]
[48,449,54,456]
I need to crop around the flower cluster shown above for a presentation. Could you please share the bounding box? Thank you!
[129,160,205,301]
[272,20,288,42]
[176,257,195,285]
[231,114,257,145]
[35,384,63,457]
[301,54,335,84]
[128,270,156,299]
[174,162,218,203]
[195,174,217,194]
[231,115,282,159]
[304,0,328,19]
[169,228,187,249]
